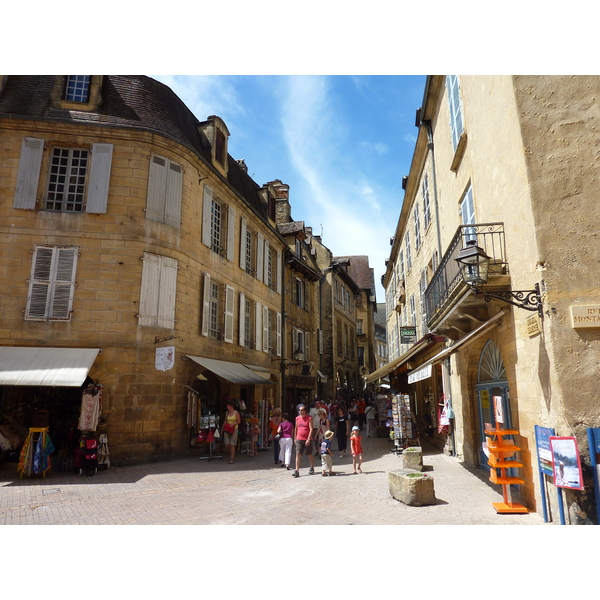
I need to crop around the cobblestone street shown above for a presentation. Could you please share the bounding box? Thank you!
[1,435,546,525]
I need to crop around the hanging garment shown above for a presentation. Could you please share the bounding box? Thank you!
[97,433,110,468]
[79,385,102,431]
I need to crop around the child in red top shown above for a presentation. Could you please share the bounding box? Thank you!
[350,425,363,474]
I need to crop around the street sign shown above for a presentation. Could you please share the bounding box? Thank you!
[400,326,417,344]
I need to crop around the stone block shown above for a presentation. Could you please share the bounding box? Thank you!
[388,468,436,506]
[401,446,423,471]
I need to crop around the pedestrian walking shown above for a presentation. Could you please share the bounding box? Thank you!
[269,407,283,464]
[222,400,241,464]
[320,430,335,476]
[356,397,366,430]
[350,425,363,474]
[334,406,350,458]
[277,413,294,470]
[315,408,331,455]
[365,400,377,438]
[292,404,315,477]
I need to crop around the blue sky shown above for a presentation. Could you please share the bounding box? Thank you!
[152,75,426,302]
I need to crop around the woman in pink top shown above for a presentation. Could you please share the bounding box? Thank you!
[277,413,294,470]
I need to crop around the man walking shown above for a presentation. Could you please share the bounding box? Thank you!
[365,400,377,438]
[292,404,314,477]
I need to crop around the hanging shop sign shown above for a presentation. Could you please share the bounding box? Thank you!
[570,305,600,328]
[408,363,432,384]
[549,436,584,490]
[155,346,175,371]
[400,326,417,344]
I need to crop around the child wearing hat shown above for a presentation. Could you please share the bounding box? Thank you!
[350,425,363,474]
[320,430,335,476]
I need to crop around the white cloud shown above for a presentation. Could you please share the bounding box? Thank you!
[359,141,389,155]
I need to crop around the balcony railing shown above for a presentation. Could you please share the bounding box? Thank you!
[424,223,507,324]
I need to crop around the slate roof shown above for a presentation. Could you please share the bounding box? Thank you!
[0,75,268,220]
[334,255,375,292]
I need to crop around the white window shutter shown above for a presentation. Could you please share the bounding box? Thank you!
[256,233,264,282]
[201,272,211,336]
[14,137,44,210]
[305,331,310,361]
[201,185,213,247]
[263,240,270,283]
[49,247,78,320]
[262,305,269,353]
[25,246,54,320]
[276,250,282,294]
[146,155,167,222]
[224,285,235,343]
[255,301,262,351]
[239,217,247,271]
[157,257,178,328]
[238,291,246,346]
[86,143,113,213]
[276,312,282,357]
[164,161,183,228]
[139,252,161,326]
[226,205,235,262]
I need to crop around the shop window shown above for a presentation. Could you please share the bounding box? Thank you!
[138,252,178,328]
[25,245,78,321]
[145,154,183,228]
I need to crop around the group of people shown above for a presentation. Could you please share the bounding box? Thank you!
[268,399,366,477]
[221,396,377,472]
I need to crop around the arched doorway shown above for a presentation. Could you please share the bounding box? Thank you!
[475,339,512,471]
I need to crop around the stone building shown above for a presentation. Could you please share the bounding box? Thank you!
[0,75,292,465]
[379,75,600,523]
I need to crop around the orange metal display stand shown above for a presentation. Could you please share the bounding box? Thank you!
[485,425,528,514]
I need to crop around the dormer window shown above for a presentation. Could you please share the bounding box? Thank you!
[215,129,226,165]
[64,76,91,103]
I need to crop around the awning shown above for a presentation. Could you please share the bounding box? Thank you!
[0,347,100,387]
[365,333,443,385]
[243,364,276,381]
[186,356,274,384]
[409,311,505,375]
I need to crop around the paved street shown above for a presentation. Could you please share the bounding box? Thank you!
[0,435,547,525]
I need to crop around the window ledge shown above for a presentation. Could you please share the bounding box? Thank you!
[450,131,468,172]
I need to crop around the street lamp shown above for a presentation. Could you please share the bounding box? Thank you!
[455,239,543,317]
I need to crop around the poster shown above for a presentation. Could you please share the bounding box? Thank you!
[155,346,175,371]
[493,396,504,424]
[535,426,555,476]
[549,436,584,490]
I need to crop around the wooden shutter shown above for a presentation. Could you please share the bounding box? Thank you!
[146,155,167,222]
[157,257,178,328]
[224,285,235,343]
[226,205,235,262]
[276,312,282,357]
[238,291,246,346]
[262,305,269,353]
[49,247,78,320]
[138,252,161,326]
[239,217,247,272]
[202,185,213,247]
[201,272,211,336]
[14,137,44,210]
[255,301,262,351]
[305,331,310,361]
[276,250,282,294]
[86,143,113,213]
[263,240,270,284]
[304,280,310,311]
[164,161,183,228]
[256,233,264,282]
[319,329,323,354]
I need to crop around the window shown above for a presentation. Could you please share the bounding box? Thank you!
[293,277,309,309]
[138,252,179,328]
[44,147,88,212]
[446,75,464,152]
[357,319,364,335]
[201,273,234,342]
[238,293,254,348]
[336,319,343,356]
[145,154,183,227]
[25,245,78,321]
[240,218,255,276]
[422,174,431,229]
[405,232,412,270]
[358,346,365,368]
[208,281,219,338]
[202,185,235,261]
[460,185,476,240]
[414,203,421,251]
[215,130,226,165]
[409,295,416,329]
[420,268,428,333]
[64,76,91,103]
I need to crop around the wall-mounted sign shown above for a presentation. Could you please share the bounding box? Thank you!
[400,326,417,344]
[155,346,175,371]
[571,305,600,328]
[549,436,584,490]
[408,364,432,384]
[526,314,542,337]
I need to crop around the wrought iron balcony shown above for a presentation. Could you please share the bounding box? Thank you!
[424,223,507,326]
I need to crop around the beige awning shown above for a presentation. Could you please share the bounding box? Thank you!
[365,335,441,385]
[187,356,275,384]
[0,347,100,387]
[409,311,505,375]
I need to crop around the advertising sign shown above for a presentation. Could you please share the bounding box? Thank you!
[535,426,555,476]
[400,326,417,344]
[155,346,175,371]
[493,396,504,424]
[408,364,432,384]
[549,436,584,490]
